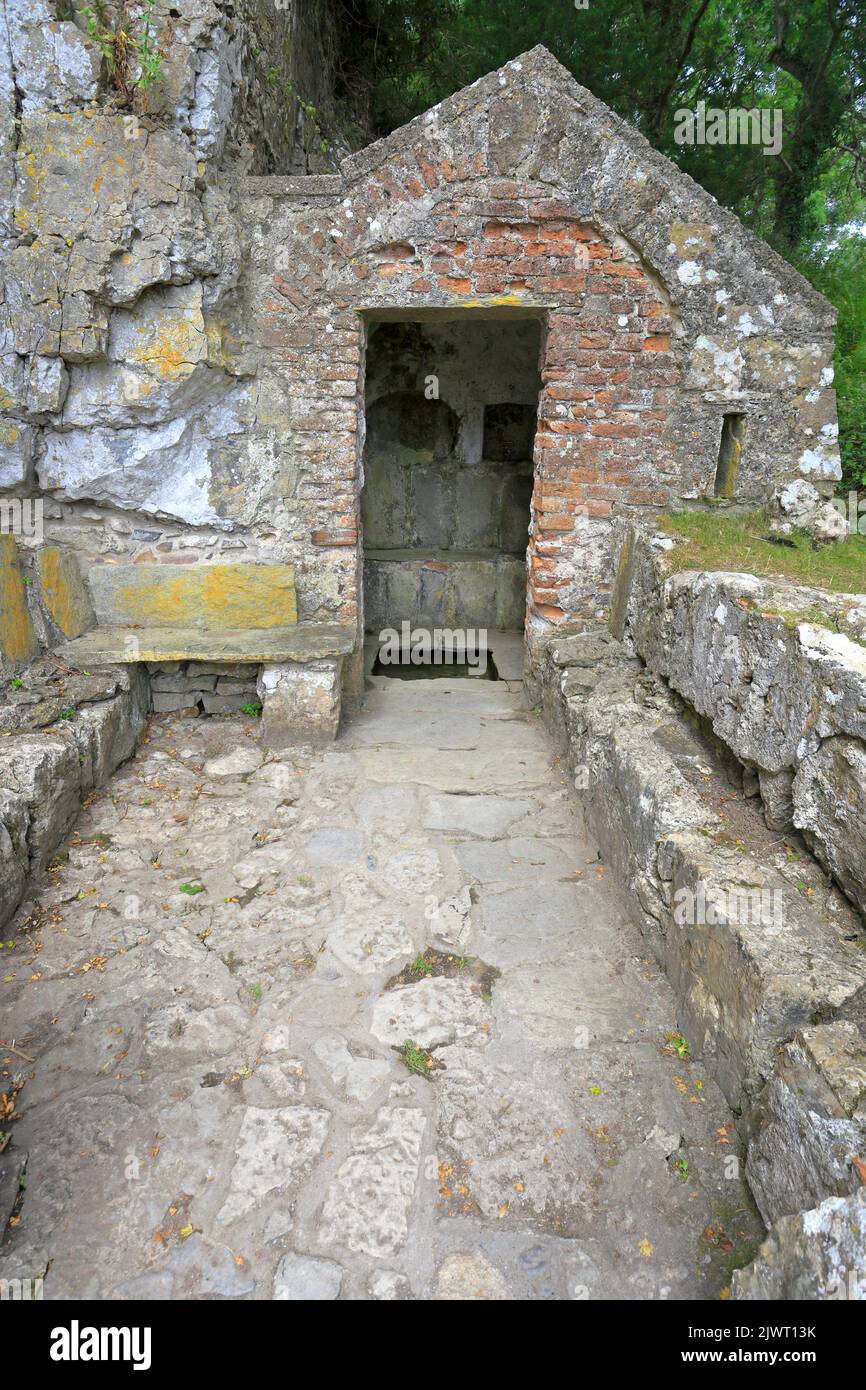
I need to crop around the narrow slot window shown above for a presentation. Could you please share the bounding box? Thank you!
[714,413,746,498]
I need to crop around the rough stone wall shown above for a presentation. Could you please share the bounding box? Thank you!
[613,521,866,921]
[245,47,840,657]
[538,628,866,1109]
[0,659,149,929]
[0,0,350,591]
[537,624,866,1297]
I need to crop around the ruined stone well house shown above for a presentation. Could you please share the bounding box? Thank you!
[0,24,842,734]
[2,8,865,1304]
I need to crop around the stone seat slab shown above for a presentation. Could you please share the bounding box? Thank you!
[53,624,356,666]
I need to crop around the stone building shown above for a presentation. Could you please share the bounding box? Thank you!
[0,10,843,724]
[1,4,864,1306]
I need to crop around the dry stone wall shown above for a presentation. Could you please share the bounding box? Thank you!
[0,658,148,929]
[542,531,866,1300]
[538,623,866,1303]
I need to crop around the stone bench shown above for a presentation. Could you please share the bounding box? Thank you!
[50,561,356,746]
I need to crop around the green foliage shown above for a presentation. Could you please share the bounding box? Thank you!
[796,231,866,490]
[409,952,434,977]
[79,0,164,103]
[240,702,263,717]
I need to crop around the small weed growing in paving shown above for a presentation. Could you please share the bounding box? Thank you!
[10,678,23,689]
[398,1039,440,1077]
[409,953,434,977]
[241,702,263,717]
[675,1157,690,1181]
[666,1031,691,1058]
[59,709,74,720]
[179,883,205,896]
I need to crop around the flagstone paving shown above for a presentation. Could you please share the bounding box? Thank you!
[0,677,762,1300]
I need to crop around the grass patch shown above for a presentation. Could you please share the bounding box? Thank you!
[397,1038,443,1078]
[408,952,434,978]
[657,509,866,594]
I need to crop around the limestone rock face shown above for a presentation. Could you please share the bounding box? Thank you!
[769,478,849,544]
[733,1191,866,1300]
[745,1023,866,1224]
[0,0,345,554]
[6,1,100,117]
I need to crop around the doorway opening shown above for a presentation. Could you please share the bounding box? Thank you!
[361,313,543,681]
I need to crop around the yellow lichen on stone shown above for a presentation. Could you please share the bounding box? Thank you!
[205,316,245,373]
[0,535,40,666]
[36,547,95,639]
[92,564,298,630]
[669,222,715,257]
[132,303,206,380]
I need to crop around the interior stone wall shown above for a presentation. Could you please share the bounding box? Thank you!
[362,317,539,632]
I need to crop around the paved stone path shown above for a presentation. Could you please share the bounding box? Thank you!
[0,677,760,1299]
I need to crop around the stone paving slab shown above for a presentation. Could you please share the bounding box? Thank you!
[0,678,763,1299]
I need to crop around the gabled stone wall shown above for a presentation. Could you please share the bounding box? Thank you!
[244,47,840,661]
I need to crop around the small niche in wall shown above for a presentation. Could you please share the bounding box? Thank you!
[482,403,537,462]
[713,413,746,498]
